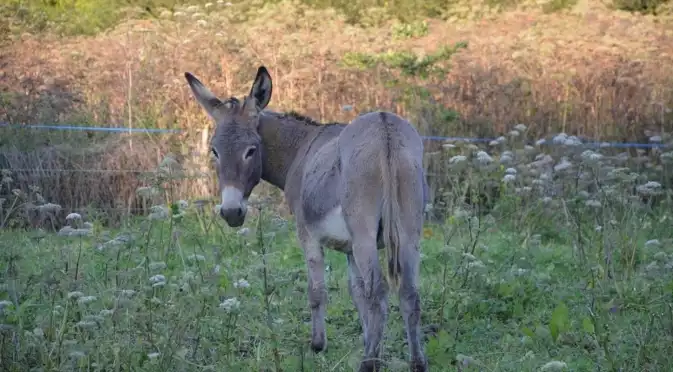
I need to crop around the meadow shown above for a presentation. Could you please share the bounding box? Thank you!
[2,0,673,371]
[2,128,673,371]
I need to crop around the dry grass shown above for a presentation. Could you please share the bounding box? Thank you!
[1,0,673,216]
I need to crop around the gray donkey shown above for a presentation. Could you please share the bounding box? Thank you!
[184,66,429,372]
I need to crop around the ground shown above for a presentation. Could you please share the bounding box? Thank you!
[1,190,673,371]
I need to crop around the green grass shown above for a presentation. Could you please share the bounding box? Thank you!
[2,198,673,371]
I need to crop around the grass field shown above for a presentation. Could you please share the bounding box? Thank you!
[2,135,673,371]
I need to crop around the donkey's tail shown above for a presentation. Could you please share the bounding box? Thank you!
[380,142,404,291]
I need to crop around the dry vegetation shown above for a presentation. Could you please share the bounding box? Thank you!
[1,1,673,218]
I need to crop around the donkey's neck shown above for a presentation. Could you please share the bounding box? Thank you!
[257,112,325,190]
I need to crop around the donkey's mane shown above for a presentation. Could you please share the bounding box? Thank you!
[277,111,346,127]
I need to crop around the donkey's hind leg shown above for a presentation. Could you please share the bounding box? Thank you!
[398,240,427,371]
[343,211,388,371]
[347,252,369,349]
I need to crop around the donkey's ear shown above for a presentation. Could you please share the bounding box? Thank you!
[184,72,225,121]
[248,66,272,110]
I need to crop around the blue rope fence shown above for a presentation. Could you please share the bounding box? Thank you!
[2,123,670,149]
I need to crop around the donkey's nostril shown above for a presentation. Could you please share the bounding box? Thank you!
[236,208,244,217]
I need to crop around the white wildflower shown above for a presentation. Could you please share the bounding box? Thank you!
[75,320,97,329]
[541,360,568,371]
[554,158,572,172]
[581,150,603,163]
[99,309,114,317]
[68,228,92,237]
[149,274,166,284]
[119,289,136,298]
[177,200,189,209]
[475,151,493,164]
[636,181,662,196]
[564,136,582,146]
[213,204,222,215]
[513,268,528,276]
[0,300,13,310]
[660,152,673,163]
[148,352,161,360]
[514,124,527,132]
[456,354,475,367]
[67,291,84,299]
[530,153,553,168]
[508,130,520,137]
[645,239,661,248]
[496,136,506,144]
[342,104,353,112]
[489,140,500,146]
[650,135,662,143]
[535,138,546,146]
[552,133,568,144]
[204,2,213,8]
[646,261,659,272]
[653,252,668,261]
[77,296,97,305]
[187,254,206,262]
[237,227,250,236]
[186,5,200,12]
[503,174,516,183]
[196,19,207,26]
[462,253,476,261]
[37,203,62,213]
[66,213,82,221]
[234,278,250,289]
[500,153,514,165]
[449,155,467,164]
[149,205,169,220]
[467,260,486,270]
[69,351,86,359]
[219,297,241,312]
[33,327,44,337]
[585,199,602,208]
[505,167,517,175]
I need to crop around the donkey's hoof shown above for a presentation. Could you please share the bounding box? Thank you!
[310,338,326,353]
[409,358,428,372]
[358,359,384,372]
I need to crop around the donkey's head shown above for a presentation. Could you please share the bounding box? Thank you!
[184,66,273,227]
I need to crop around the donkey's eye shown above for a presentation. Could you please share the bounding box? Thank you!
[243,146,257,160]
[211,147,219,159]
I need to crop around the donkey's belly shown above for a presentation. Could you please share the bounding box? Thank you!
[313,206,352,253]
[311,206,385,253]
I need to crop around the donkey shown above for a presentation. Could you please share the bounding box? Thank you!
[184,66,429,372]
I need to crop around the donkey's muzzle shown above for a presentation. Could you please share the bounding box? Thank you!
[220,206,246,227]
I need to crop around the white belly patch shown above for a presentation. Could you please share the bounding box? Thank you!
[314,206,351,250]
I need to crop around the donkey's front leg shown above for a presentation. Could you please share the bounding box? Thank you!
[298,226,328,352]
